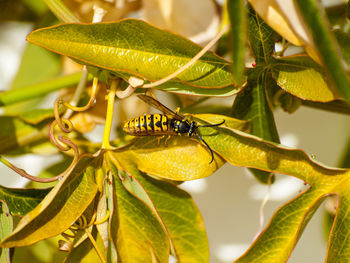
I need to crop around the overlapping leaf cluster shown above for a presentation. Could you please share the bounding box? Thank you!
[0,1,350,262]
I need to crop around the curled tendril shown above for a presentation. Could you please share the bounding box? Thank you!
[54,98,74,133]
[62,76,99,112]
[0,136,80,183]
[59,215,91,252]
[49,120,74,151]
[59,212,107,263]
[54,76,99,132]
[44,77,100,183]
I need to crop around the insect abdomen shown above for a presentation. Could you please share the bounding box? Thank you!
[123,114,171,136]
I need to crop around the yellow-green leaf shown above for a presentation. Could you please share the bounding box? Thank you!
[64,227,106,263]
[107,160,169,262]
[114,114,247,181]
[115,136,223,181]
[0,201,12,263]
[27,19,235,89]
[271,56,339,102]
[132,170,209,263]
[237,188,327,262]
[0,116,47,154]
[0,186,51,216]
[194,123,350,261]
[0,156,99,248]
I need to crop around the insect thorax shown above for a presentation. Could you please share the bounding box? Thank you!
[171,119,195,135]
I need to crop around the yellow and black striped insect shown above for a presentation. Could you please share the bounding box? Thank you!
[123,94,224,163]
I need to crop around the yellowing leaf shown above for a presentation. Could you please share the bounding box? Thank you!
[113,114,247,181]
[114,136,224,181]
[0,201,12,263]
[64,227,106,263]
[131,169,209,262]
[107,162,169,262]
[271,56,339,102]
[0,156,99,248]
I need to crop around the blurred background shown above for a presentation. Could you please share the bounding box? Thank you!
[0,0,349,262]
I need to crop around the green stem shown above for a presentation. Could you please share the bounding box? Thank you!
[295,0,350,102]
[0,73,93,107]
[43,0,80,22]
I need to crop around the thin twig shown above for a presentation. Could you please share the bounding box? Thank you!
[253,173,273,241]
[85,228,107,263]
[117,24,230,99]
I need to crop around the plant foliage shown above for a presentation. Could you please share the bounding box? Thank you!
[0,0,349,262]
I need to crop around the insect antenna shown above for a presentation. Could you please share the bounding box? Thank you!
[194,120,224,163]
[197,119,225,128]
[195,134,215,164]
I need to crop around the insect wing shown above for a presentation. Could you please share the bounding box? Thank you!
[137,94,183,120]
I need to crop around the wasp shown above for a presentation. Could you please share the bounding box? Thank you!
[123,94,224,163]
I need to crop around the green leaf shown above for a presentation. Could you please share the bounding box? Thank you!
[232,70,279,183]
[228,0,246,85]
[131,169,209,263]
[271,56,339,102]
[326,194,350,262]
[333,29,350,67]
[153,81,239,97]
[0,186,51,216]
[0,201,12,263]
[339,137,350,168]
[202,125,347,183]
[12,237,66,263]
[277,91,302,114]
[0,72,91,107]
[247,4,275,64]
[295,0,350,102]
[301,99,350,115]
[0,116,47,154]
[27,19,236,89]
[10,44,60,90]
[194,124,350,261]
[0,155,98,247]
[232,71,280,142]
[6,43,61,114]
[22,0,48,16]
[17,108,55,125]
[236,188,327,262]
[106,159,209,263]
[323,208,335,242]
[107,159,170,262]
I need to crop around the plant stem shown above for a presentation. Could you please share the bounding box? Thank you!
[43,0,80,22]
[85,228,107,263]
[63,66,90,119]
[102,79,119,149]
